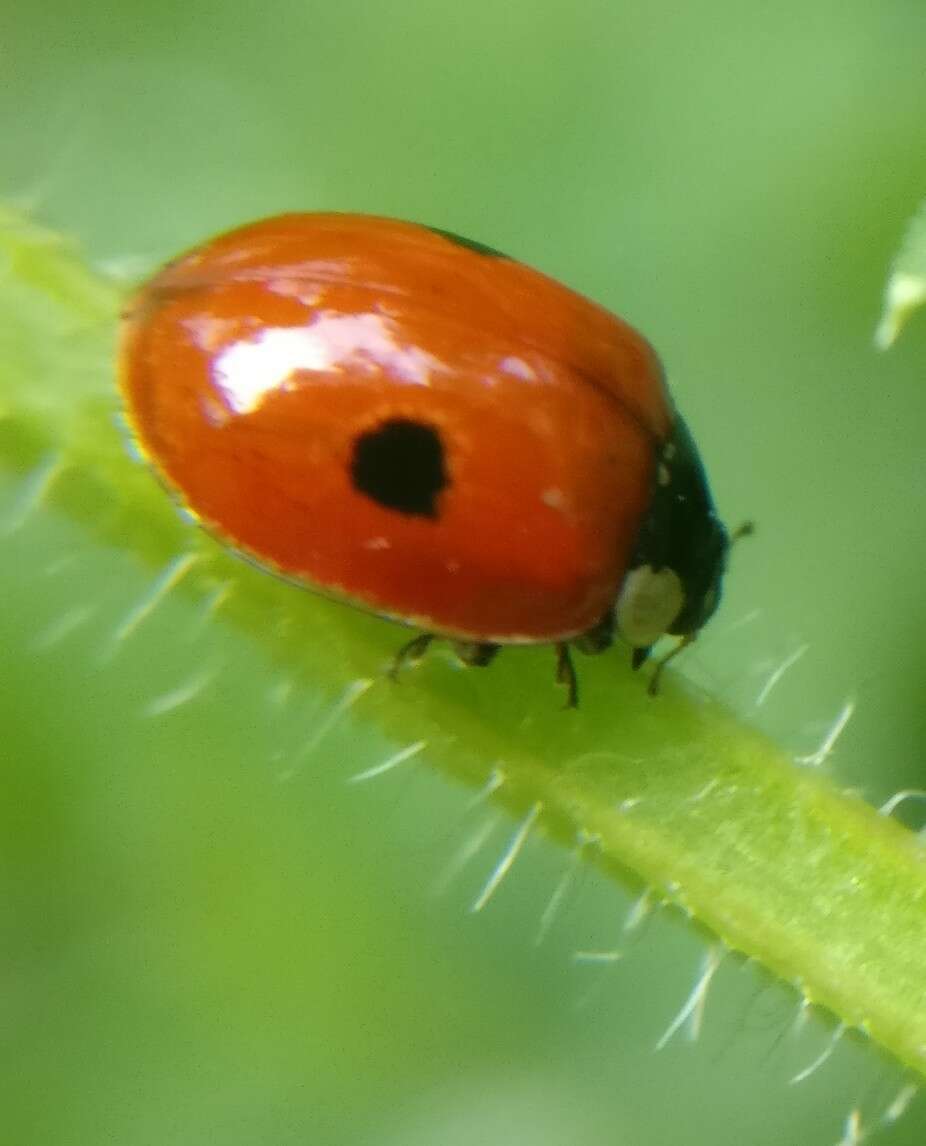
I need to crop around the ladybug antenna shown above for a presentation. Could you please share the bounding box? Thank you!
[644,520,754,694]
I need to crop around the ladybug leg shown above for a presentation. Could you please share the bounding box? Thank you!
[647,633,695,696]
[574,610,614,656]
[388,632,435,681]
[631,646,652,671]
[554,643,579,709]
[453,640,499,668]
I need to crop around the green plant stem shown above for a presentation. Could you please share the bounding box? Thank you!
[2,207,924,1078]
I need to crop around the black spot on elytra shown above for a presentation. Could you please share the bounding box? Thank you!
[425,226,508,259]
[350,419,448,518]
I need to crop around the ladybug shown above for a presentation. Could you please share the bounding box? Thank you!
[118,213,732,706]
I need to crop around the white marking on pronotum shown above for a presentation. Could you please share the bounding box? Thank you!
[142,667,217,717]
[572,949,623,965]
[431,814,501,896]
[879,789,926,819]
[1,453,65,534]
[471,801,543,913]
[882,1082,918,1124]
[277,677,374,780]
[32,605,96,651]
[656,944,724,1050]
[796,700,855,768]
[833,1108,864,1146]
[755,643,809,708]
[348,740,428,784]
[110,552,200,646]
[624,888,655,933]
[790,1021,846,1084]
[535,836,589,946]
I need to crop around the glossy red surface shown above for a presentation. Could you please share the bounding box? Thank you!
[119,213,672,642]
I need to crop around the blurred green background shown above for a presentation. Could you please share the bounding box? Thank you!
[3,2,925,1143]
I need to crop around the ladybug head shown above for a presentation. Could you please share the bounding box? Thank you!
[616,417,730,650]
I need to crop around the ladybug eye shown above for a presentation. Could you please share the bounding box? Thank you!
[350,418,448,518]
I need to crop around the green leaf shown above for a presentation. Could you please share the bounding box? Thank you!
[876,198,926,349]
[3,206,925,1079]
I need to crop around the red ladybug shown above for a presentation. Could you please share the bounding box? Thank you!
[119,213,731,705]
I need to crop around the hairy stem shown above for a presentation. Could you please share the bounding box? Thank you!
[2,208,924,1078]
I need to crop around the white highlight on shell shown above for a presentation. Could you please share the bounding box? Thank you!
[471,802,543,913]
[209,312,446,416]
[540,487,567,511]
[499,355,537,381]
